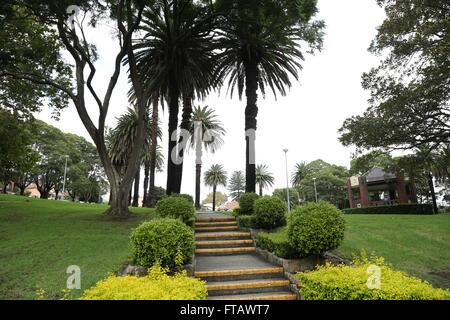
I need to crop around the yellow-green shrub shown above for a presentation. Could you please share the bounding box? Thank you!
[80,264,207,300]
[296,252,450,300]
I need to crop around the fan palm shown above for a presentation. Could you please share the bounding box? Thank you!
[255,164,274,196]
[214,0,324,193]
[134,0,219,195]
[188,105,226,209]
[204,164,227,211]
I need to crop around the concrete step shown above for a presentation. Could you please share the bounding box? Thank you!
[195,267,284,282]
[196,239,254,249]
[207,291,297,300]
[205,278,291,296]
[195,247,256,256]
[195,226,239,232]
[195,221,238,228]
[196,216,236,223]
[195,232,251,241]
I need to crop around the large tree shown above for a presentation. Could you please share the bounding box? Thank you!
[204,164,227,212]
[339,0,449,153]
[134,0,219,195]
[214,0,324,193]
[1,0,152,216]
[227,170,245,201]
[255,164,274,196]
[188,105,225,209]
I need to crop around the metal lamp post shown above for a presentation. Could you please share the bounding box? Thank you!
[283,149,291,213]
[61,155,69,201]
[313,177,318,203]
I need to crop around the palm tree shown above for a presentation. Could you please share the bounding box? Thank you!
[188,106,225,209]
[134,0,219,195]
[291,162,308,187]
[107,107,161,207]
[255,164,274,196]
[214,0,324,193]
[142,144,165,206]
[204,164,227,212]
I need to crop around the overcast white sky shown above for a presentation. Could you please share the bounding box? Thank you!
[36,0,387,202]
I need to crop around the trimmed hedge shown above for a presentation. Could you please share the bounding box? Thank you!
[237,215,255,228]
[156,196,196,227]
[129,218,195,271]
[163,193,194,205]
[257,231,297,259]
[342,203,434,215]
[287,201,346,257]
[232,206,241,216]
[253,196,287,230]
[238,193,260,215]
[80,264,207,300]
[297,253,450,300]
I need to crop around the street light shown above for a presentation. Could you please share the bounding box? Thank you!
[313,177,318,203]
[283,149,291,213]
[61,155,69,201]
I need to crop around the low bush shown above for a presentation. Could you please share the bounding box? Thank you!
[238,193,260,215]
[232,206,241,216]
[342,203,434,215]
[297,252,450,300]
[287,201,346,257]
[129,218,195,271]
[253,196,287,230]
[164,193,194,205]
[237,215,255,228]
[80,264,207,300]
[155,196,196,227]
[257,230,297,259]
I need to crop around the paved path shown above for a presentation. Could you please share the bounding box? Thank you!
[194,212,297,300]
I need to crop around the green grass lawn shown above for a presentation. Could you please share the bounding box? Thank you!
[332,213,450,290]
[0,194,154,300]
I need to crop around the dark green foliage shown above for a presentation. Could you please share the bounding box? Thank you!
[155,196,196,227]
[129,218,195,271]
[164,193,194,206]
[253,196,287,230]
[237,215,255,228]
[287,201,346,257]
[232,206,241,216]
[257,231,298,259]
[342,203,434,215]
[238,192,260,215]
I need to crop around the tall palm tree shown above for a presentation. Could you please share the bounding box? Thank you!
[134,0,220,195]
[188,106,225,209]
[214,0,324,193]
[107,107,161,207]
[255,164,274,196]
[291,162,308,187]
[204,164,227,212]
[142,144,165,206]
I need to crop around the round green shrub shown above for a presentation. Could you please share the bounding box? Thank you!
[287,201,346,257]
[163,193,194,205]
[232,206,241,216]
[238,193,260,215]
[129,218,195,271]
[253,196,287,230]
[156,196,196,227]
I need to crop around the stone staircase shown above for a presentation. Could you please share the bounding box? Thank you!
[194,213,297,300]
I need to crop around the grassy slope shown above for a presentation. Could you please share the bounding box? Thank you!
[0,194,154,300]
[332,214,450,289]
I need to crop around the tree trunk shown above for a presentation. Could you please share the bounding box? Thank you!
[148,97,159,208]
[2,184,7,194]
[105,183,133,217]
[428,173,438,214]
[173,93,193,193]
[244,60,258,193]
[143,163,149,206]
[212,184,217,212]
[166,79,180,195]
[259,184,263,197]
[132,168,140,207]
[54,189,60,200]
[195,163,202,209]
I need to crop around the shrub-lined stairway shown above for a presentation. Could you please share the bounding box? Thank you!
[194,212,297,300]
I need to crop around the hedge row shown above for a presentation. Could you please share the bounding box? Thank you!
[342,203,434,215]
[257,231,298,259]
